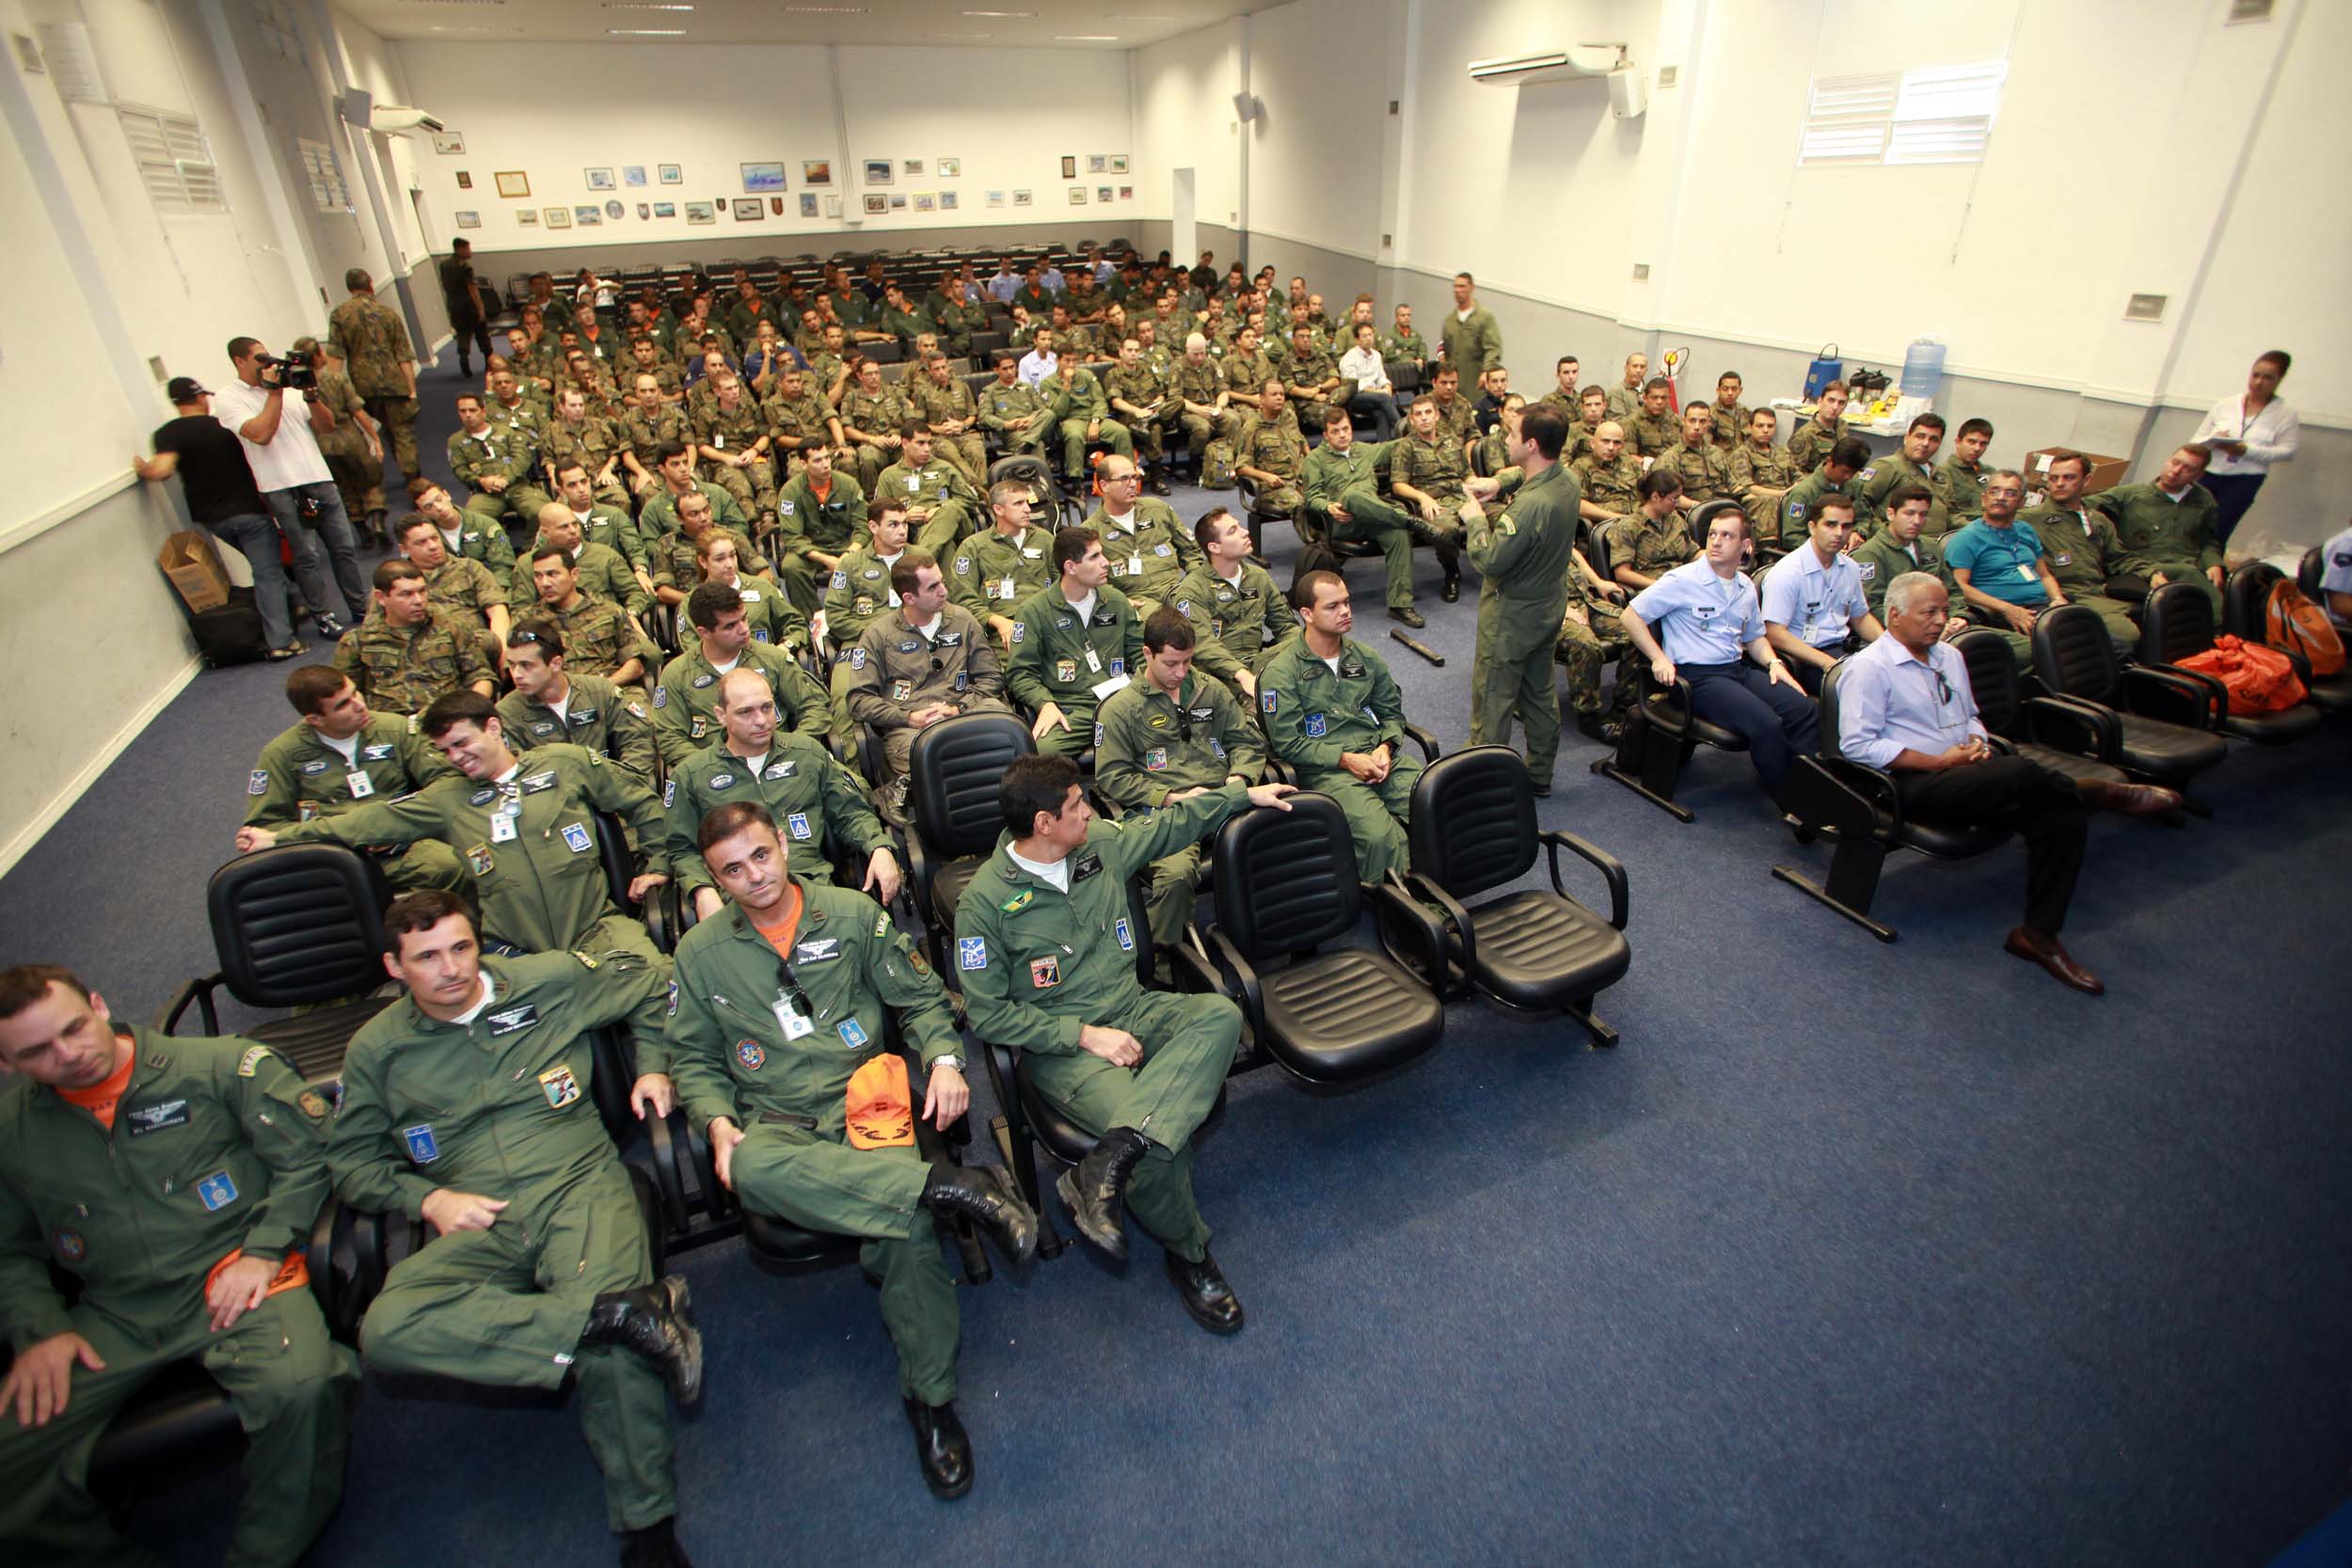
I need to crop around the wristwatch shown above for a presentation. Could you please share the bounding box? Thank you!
[931,1053,963,1073]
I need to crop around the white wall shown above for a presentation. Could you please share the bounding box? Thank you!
[389,40,1140,258]
[1134,18,1244,238]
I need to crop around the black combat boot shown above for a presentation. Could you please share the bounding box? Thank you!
[1055,1126,1151,1259]
[581,1275,703,1404]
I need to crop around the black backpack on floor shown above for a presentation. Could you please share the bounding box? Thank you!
[189,585,273,668]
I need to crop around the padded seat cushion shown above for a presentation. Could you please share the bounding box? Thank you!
[1898,817,2013,859]
[2115,713,2228,778]
[2306,670,2352,713]
[1259,950,1442,1084]
[741,1210,861,1267]
[2221,703,2323,744]
[1015,1059,1101,1165]
[252,995,397,1084]
[1465,890,1630,1010]
[926,859,981,931]
[1643,696,1747,751]
[2011,743,2127,788]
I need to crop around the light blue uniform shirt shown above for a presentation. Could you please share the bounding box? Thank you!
[1629,559,1765,666]
[1761,545,1871,649]
[1944,519,2049,608]
[1041,267,1066,295]
[1017,348,1059,388]
[987,273,1021,304]
[1836,633,1990,768]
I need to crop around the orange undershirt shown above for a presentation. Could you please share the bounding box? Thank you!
[57,1044,135,1131]
[808,474,834,506]
[749,883,805,959]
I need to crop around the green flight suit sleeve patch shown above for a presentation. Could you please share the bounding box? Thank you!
[297,1089,331,1120]
[237,1044,273,1077]
[573,950,600,969]
[1497,514,1517,536]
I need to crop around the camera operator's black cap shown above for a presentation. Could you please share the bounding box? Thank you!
[167,375,209,403]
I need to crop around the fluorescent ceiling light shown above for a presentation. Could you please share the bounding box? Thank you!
[1056,34,1120,41]
[602,3,693,9]
[962,8,1035,15]
[608,26,684,33]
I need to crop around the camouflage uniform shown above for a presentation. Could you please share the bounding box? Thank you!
[420,554,508,670]
[1572,451,1644,531]
[693,394,777,515]
[326,292,417,480]
[1603,512,1700,587]
[843,604,1010,781]
[511,541,647,620]
[874,457,983,560]
[1176,357,1245,453]
[839,384,914,492]
[544,593,657,691]
[1661,440,1738,515]
[1627,408,1681,462]
[1104,359,1183,467]
[311,361,381,522]
[1705,402,1752,451]
[331,607,493,717]
[905,374,988,487]
[545,416,631,512]
[1729,442,1802,556]
[1240,415,1309,515]
[1785,414,1849,476]
[765,387,852,474]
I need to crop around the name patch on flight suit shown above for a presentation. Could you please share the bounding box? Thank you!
[125,1100,190,1137]
[1071,851,1104,883]
[793,937,841,964]
[538,1064,581,1108]
[486,1005,540,1036]
[764,761,795,781]
[300,759,329,776]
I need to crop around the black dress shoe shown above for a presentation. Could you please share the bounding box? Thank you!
[1055,1126,1150,1259]
[1440,572,1461,603]
[921,1164,1040,1263]
[903,1399,974,1498]
[1530,779,1552,798]
[1148,472,1172,495]
[618,1515,693,1567]
[581,1275,703,1403]
[1388,604,1426,628]
[1166,1249,1245,1335]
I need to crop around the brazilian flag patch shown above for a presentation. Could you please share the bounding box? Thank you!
[1001,889,1034,914]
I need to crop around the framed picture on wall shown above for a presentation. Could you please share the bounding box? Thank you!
[575,205,603,226]
[604,198,624,219]
[1087,154,1106,173]
[659,164,683,184]
[516,207,539,227]
[584,167,615,190]
[863,193,888,215]
[986,190,1006,208]
[939,190,959,211]
[914,192,935,212]
[653,201,676,218]
[732,198,763,221]
[623,166,647,187]
[798,192,818,217]
[685,200,716,225]
[937,157,961,178]
[1069,186,1087,205]
[453,210,480,229]
[824,195,842,217]
[1059,156,1075,179]
[862,158,893,185]
[1118,185,1133,200]
[455,170,473,190]
[636,202,651,219]
[889,193,907,210]
[1012,189,1033,207]
[1110,153,1129,173]
[802,160,832,186]
[741,162,787,193]
[430,131,466,155]
[1096,186,1112,203]
[496,171,531,198]
[903,158,924,177]
[545,206,571,228]
[770,197,785,215]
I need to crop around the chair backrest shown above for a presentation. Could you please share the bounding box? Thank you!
[2298,546,2323,599]
[2030,604,2121,704]
[1815,657,1852,760]
[1954,629,2023,736]
[909,712,1033,859]
[1209,792,1359,958]
[591,812,634,913]
[1390,361,1422,395]
[1406,747,1537,899]
[208,846,393,1008]
[864,340,905,366]
[2223,562,2282,640]
[2137,581,2216,665]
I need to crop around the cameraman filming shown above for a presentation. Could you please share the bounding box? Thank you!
[210,335,368,636]
[135,376,308,658]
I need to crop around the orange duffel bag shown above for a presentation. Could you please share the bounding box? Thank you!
[2174,633,2308,714]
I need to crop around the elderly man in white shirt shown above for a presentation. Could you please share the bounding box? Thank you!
[1337,323,1402,441]
[210,335,369,633]
[1836,570,2179,993]
[2190,349,2299,545]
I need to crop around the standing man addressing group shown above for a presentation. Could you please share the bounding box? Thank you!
[1458,404,1581,795]
[1439,272,1502,387]
[210,338,371,638]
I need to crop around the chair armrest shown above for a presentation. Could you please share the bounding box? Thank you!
[643,883,675,955]
[642,1108,699,1233]
[2122,662,2225,731]
[155,975,223,1036]
[1371,877,1450,1000]
[1394,871,1476,1000]
[1540,830,1630,930]
[1782,754,1898,840]
[1201,927,1268,1046]
[1638,669,1700,743]
[1399,722,1442,762]
[2019,696,2122,763]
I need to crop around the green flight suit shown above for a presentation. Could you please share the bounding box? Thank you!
[977,377,1056,458]
[1305,437,1425,609]
[2022,501,2141,651]
[0,1028,358,1568]
[498,670,659,783]
[1094,673,1264,946]
[877,457,981,560]
[948,526,1054,626]
[329,951,677,1532]
[1046,368,1133,481]
[555,503,646,569]
[667,889,963,1402]
[246,712,469,897]
[956,786,1257,1260]
[1779,466,1861,548]
[651,641,832,768]
[1467,462,1582,782]
[1256,636,1422,883]
[1729,441,1802,555]
[1939,456,1988,520]
[512,541,647,620]
[449,422,552,530]
[844,605,1009,780]
[1438,305,1503,385]
[1084,499,1202,611]
[426,512,518,575]
[1379,328,1429,369]
[663,732,890,899]
[1005,582,1146,759]
[1168,560,1298,691]
[773,470,868,617]
[820,546,902,745]
[1785,413,1849,475]
[638,479,748,541]
[332,606,494,719]
[1856,456,1954,539]
[2092,481,2224,616]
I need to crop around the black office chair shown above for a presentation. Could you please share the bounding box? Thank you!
[1772,658,2020,942]
[988,451,1065,529]
[2226,560,2352,714]
[2137,581,2323,745]
[1951,630,2132,789]
[158,845,397,1083]
[1175,792,1444,1085]
[2028,604,2229,809]
[903,713,1034,972]
[1394,747,1631,1045]
[592,811,674,953]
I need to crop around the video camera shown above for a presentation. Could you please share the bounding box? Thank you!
[255,353,318,392]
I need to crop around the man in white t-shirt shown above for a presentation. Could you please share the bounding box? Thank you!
[211,336,368,632]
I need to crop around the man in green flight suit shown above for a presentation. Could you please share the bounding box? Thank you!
[1083,454,1201,612]
[330,894,701,1568]
[977,353,1056,460]
[956,756,1295,1327]
[950,482,1057,649]
[652,582,834,768]
[1856,414,1952,537]
[666,668,899,919]
[1005,527,1147,760]
[2091,443,2225,617]
[1459,404,1582,792]
[876,422,983,560]
[773,443,869,616]
[0,964,359,1568]
[500,620,661,782]
[1046,356,1132,486]
[247,662,470,896]
[1257,571,1424,883]
[1438,271,1503,386]
[1849,486,2004,663]
[449,392,552,531]
[672,803,1038,1497]
[2019,449,2142,655]
[1306,404,1451,626]
[1094,609,1267,947]
[1168,506,1298,697]
[1779,437,1871,552]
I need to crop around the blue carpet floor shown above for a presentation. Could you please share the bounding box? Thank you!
[6,364,2348,1566]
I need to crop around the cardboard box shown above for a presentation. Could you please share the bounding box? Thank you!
[2021,446,2127,494]
[158,529,230,612]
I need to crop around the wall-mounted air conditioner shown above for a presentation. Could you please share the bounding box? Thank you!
[1469,45,1628,87]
